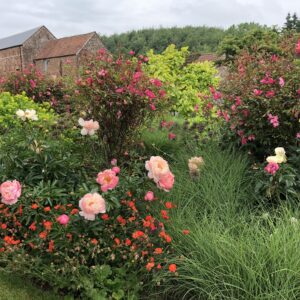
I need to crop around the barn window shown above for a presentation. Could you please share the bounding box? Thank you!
[44,59,49,72]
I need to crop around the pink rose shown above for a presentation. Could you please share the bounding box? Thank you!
[145,156,170,183]
[264,162,279,176]
[279,77,285,87]
[96,169,119,192]
[111,158,117,166]
[296,132,300,139]
[57,214,69,225]
[112,166,120,174]
[157,172,175,192]
[0,180,21,205]
[253,89,263,96]
[144,191,155,201]
[79,193,106,221]
[168,133,176,140]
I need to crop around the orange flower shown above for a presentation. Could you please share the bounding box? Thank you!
[4,236,20,245]
[31,203,38,209]
[43,221,53,231]
[132,230,145,239]
[159,231,172,243]
[165,201,174,209]
[154,248,163,254]
[39,231,47,240]
[114,238,121,246]
[161,210,169,220]
[182,229,190,235]
[29,222,37,231]
[44,206,51,212]
[101,214,109,221]
[146,262,155,271]
[117,216,126,226]
[128,201,137,212]
[48,240,54,252]
[70,208,79,215]
[169,264,177,272]
[91,238,98,245]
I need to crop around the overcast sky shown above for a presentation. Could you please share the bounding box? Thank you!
[0,0,299,38]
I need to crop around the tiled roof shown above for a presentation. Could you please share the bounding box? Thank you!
[35,32,95,59]
[0,26,42,50]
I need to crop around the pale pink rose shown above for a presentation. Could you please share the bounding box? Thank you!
[96,169,119,192]
[0,180,22,205]
[111,158,117,166]
[279,77,285,87]
[79,193,106,221]
[157,171,175,192]
[145,156,170,183]
[144,191,155,201]
[112,166,120,174]
[78,118,99,136]
[56,214,70,225]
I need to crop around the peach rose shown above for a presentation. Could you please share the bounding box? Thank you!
[79,193,106,221]
[78,118,99,136]
[145,156,170,183]
[0,180,22,205]
[96,169,119,192]
[157,171,175,192]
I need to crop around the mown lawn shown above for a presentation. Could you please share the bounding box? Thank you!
[0,272,62,300]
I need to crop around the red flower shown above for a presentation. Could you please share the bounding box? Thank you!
[146,262,155,271]
[29,222,37,231]
[182,229,190,235]
[117,216,126,226]
[165,202,174,209]
[132,230,145,239]
[101,214,109,220]
[31,203,38,209]
[44,206,51,212]
[43,221,53,231]
[39,231,47,240]
[161,210,169,220]
[48,240,54,253]
[168,133,176,140]
[125,238,132,246]
[154,248,163,254]
[91,238,98,245]
[1,224,7,230]
[114,238,121,246]
[169,264,177,272]
[70,208,79,215]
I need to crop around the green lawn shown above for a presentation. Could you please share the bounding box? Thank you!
[0,272,62,300]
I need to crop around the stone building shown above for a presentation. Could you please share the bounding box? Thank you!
[0,26,105,76]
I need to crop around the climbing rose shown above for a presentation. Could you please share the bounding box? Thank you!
[96,169,119,192]
[0,180,22,205]
[79,193,106,221]
[78,118,99,136]
[264,162,279,175]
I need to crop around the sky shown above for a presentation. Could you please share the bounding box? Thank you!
[0,0,299,38]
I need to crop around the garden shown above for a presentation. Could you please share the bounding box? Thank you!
[0,32,299,300]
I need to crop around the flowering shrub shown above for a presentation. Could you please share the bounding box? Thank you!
[74,48,169,159]
[213,34,300,157]
[0,156,179,299]
[0,65,70,113]
[0,92,57,133]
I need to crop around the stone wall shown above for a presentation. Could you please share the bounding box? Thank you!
[35,55,77,77]
[22,26,55,70]
[0,46,22,74]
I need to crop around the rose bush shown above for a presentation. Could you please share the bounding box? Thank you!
[212,34,300,158]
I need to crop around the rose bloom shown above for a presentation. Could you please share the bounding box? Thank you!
[78,118,99,136]
[157,171,175,192]
[264,162,279,175]
[96,169,119,192]
[144,191,155,201]
[79,193,106,221]
[56,214,70,225]
[0,180,22,205]
[145,156,170,183]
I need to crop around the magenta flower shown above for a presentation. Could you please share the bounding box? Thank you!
[266,90,275,98]
[279,77,285,87]
[129,50,135,56]
[264,162,279,175]
[168,133,176,140]
[253,89,263,96]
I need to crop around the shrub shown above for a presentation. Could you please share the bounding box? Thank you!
[145,44,219,121]
[214,34,300,158]
[74,49,169,159]
[0,92,57,133]
[0,155,178,299]
[0,65,71,113]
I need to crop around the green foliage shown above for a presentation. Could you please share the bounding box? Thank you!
[218,23,280,61]
[0,92,57,132]
[283,12,300,32]
[100,26,226,56]
[145,45,219,120]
